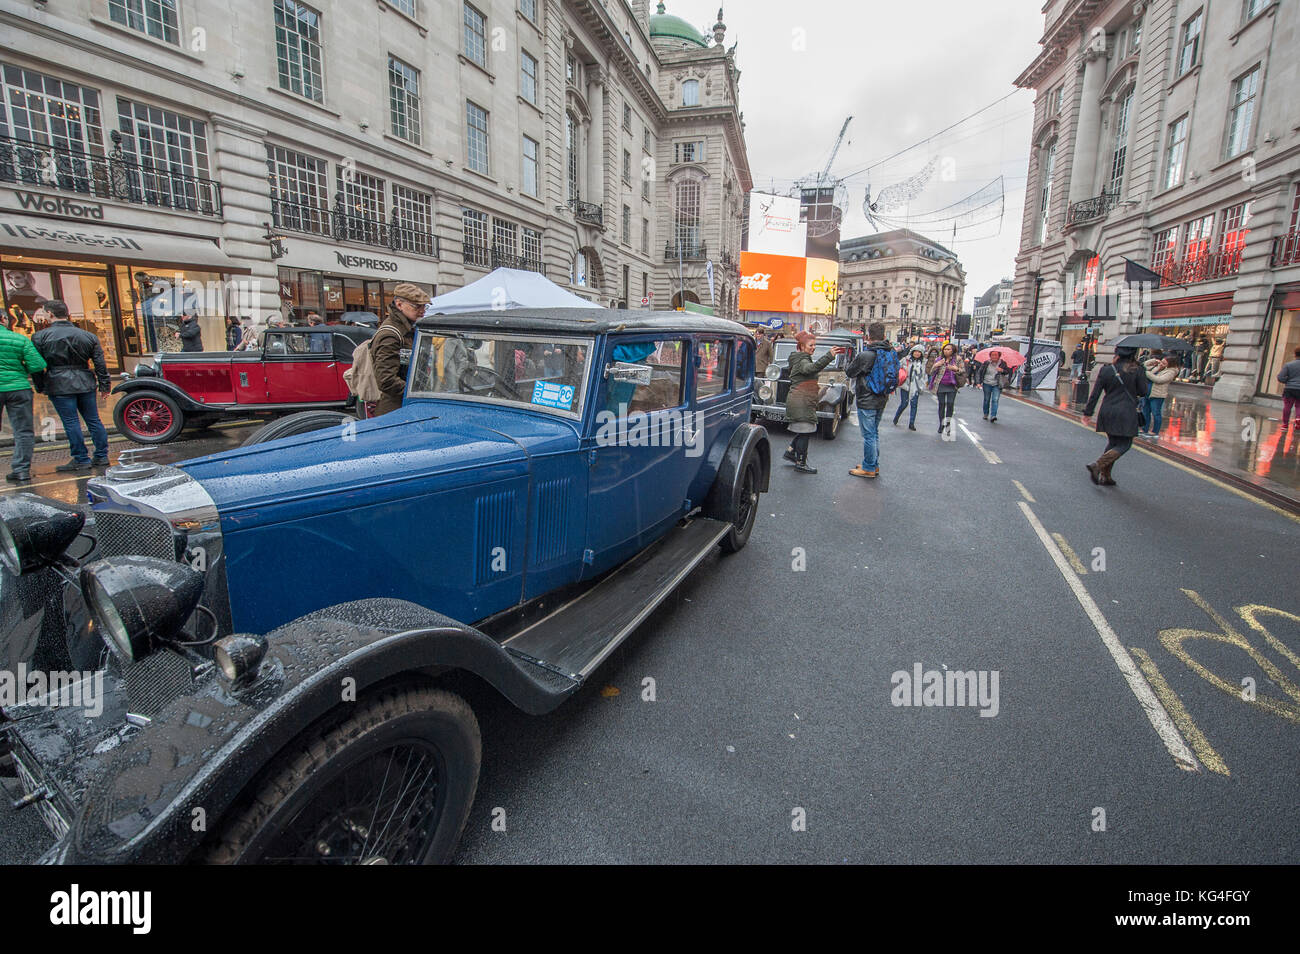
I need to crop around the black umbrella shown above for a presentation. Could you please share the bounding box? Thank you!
[1111,333,1193,351]
[344,311,381,327]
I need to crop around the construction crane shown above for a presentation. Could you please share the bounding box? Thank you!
[820,116,853,181]
[795,115,852,240]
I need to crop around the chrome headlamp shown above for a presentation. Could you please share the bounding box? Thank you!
[80,556,205,662]
[0,494,86,575]
[765,364,781,380]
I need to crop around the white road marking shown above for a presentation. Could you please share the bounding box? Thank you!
[1012,479,1036,503]
[957,421,1000,465]
[1017,500,1200,773]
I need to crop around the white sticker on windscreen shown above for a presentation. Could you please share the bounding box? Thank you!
[531,381,575,410]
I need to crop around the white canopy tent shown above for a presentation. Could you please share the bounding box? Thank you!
[423,268,601,315]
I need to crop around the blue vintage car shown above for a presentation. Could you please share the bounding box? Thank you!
[0,309,770,865]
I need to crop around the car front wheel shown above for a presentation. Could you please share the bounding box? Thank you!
[199,685,481,865]
[718,454,760,554]
[114,392,185,444]
[819,411,840,440]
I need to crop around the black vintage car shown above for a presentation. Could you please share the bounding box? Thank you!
[751,332,860,439]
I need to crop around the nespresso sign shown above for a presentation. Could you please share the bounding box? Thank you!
[335,251,398,272]
[12,190,105,219]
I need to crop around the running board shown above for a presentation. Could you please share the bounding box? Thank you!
[503,517,730,682]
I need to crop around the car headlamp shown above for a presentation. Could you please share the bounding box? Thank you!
[765,364,781,380]
[0,494,86,575]
[758,382,773,402]
[79,556,205,663]
[213,634,269,686]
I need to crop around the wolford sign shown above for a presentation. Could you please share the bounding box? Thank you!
[13,190,104,219]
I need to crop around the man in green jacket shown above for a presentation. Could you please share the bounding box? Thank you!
[1,316,48,483]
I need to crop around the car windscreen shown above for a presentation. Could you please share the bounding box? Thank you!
[409,332,592,418]
[772,341,848,370]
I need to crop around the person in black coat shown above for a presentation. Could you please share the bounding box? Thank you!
[178,312,203,352]
[1082,346,1150,486]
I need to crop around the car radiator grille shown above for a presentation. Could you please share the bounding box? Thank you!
[95,511,176,562]
[124,650,198,718]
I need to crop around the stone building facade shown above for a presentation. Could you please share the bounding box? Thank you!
[0,0,750,372]
[837,229,967,341]
[1011,0,1300,402]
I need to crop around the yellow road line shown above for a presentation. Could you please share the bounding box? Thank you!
[1012,479,1036,503]
[1050,532,1088,575]
[1130,646,1230,777]
[1013,397,1300,525]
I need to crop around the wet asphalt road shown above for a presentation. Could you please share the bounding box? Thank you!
[2,392,1297,863]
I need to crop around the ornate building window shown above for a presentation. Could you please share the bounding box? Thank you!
[1038,138,1056,244]
[673,179,701,254]
[1108,87,1134,196]
[681,79,699,107]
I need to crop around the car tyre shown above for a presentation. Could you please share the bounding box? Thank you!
[819,412,840,440]
[199,685,481,865]
[718,454,761,554]
[240,410,357,446]
[114,392,185,444]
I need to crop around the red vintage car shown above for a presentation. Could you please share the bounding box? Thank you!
[112,325,374,443]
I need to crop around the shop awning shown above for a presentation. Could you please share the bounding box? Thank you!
[1142,291,1234,326]
[0,212,250,273]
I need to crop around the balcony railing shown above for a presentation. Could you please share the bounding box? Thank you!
[1154,247,1244,285]
[270,192,438,258]
[664,241,707,262]
[1272,230,1300,268]
[569,197,603,227]
[0,131,222,217]
[463,242,491,268]
[1067,189,1119,227]
[490,247,543,273]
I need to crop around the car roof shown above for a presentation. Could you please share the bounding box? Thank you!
[418,307,752,337]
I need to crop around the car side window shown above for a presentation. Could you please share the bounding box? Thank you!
[695,339,731,401]
[735,339,754,391]
[607,338,685,415]
[264,334,287,355]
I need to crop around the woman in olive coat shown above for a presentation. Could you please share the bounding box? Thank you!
[782,331,843,474]
[1083,346,1150,486]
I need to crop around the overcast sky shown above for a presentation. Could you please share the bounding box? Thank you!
[669,0,1045,311]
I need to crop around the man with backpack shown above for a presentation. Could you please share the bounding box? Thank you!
[846,321,898,479]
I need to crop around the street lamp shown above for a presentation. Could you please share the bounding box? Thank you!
[1022,275,1042,393]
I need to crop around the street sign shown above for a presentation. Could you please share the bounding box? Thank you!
[641,297,649,305]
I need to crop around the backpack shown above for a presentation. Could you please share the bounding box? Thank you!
[864,346,901,395]
[342,327,399,403]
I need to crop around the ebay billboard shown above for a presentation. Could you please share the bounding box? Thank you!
[739,251,838,315]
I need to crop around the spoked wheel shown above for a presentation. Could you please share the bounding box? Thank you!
[201,686,480,865]
[113,392,184,444]
[719,455,760,554]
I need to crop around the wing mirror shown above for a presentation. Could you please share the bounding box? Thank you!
[604,361,652,385]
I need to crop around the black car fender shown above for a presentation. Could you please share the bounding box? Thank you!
[704,423,770,524]
[818,383,847,411]
[60,598,578,864]
[111,377,212,416]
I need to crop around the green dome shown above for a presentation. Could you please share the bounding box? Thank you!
[650,3,708,48]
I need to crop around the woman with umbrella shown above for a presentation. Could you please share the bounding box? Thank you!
[973,347,1023,423]
[1082,345,1150,486]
